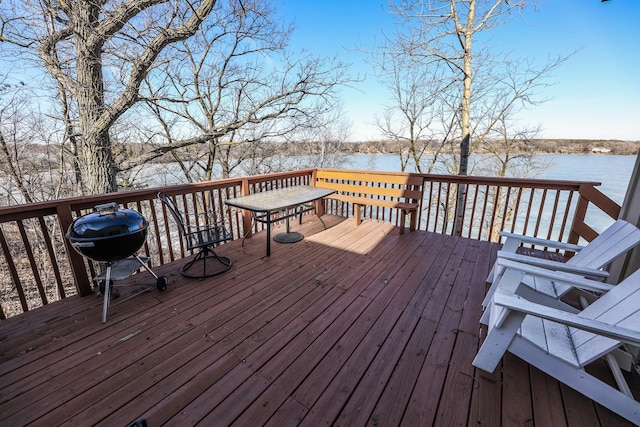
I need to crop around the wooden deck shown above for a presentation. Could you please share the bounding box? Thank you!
[0,216,634,426]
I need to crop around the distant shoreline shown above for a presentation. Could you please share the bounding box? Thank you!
[349,139,640,156]
[10,139,637,170]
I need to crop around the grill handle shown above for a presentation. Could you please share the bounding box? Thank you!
[95,202,118,215]
[71,241,96,248]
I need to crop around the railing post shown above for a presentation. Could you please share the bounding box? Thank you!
[56,204,93,296]
[240,178,253,238]
[312,169,325,216]
[567,184,595,245]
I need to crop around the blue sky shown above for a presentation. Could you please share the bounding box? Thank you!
[280,0,640,142]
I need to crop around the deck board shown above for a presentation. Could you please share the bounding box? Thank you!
[0,215,635,426]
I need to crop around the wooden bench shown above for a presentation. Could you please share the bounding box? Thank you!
[313,168,423,234]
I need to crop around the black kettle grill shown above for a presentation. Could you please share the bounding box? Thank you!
[67,202,149,262]
[66,202,168,323]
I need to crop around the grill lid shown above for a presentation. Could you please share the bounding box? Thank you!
[68,203,148,240]
[66,202,149,262]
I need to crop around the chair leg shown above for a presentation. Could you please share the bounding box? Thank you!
[180,247,232,278]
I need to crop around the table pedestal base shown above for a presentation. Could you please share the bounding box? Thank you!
[274,231,304,243]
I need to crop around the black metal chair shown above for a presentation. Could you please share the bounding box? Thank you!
[158,191,233,278]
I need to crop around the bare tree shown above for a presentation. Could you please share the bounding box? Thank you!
[0,77,82,204]
[0,80,33,204]
[1,0,351,194]
[374,0,571,234]
[129,0,350,183]
[381,0,526,174]
[372,52,454,173]
[2,0,225,194]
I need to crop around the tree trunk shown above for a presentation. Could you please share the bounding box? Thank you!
[74,2,116,194]
[453,1,475,236]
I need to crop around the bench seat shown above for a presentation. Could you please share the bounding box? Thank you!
[314,169,423,234]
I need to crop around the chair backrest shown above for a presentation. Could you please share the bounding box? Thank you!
[570,267,640,365]
[551,219,640,296]
[157,191,188,236]
[569,219,640,268]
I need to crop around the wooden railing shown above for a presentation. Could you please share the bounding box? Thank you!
[0,170,313,320]
[416,174,620,244]
[320,171,620,245]
[0,168,620,319]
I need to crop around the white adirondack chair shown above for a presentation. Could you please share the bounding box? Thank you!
[482,219,640,320]
[473,259,640,424]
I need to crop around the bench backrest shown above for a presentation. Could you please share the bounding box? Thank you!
[553,219,640,296]
[314,169,424,202]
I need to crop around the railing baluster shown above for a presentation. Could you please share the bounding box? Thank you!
[533,189,548,239]
[0,224,26,315]
[424,181,433,232]
[467,184,479,239]
[479,185,490,241]
[558,190,574,244]
[434,182,442,234]
[547,190,561,242]
[38,216,66,300]
[509,188,524,234]
[498,186,512,238]
[442,182,451,235]
[522,188,535,238]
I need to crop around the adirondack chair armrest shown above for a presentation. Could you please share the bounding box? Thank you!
[496,251,610,280]
[496,258,614,293]
[493,291,640,347]
[499,231,585,252]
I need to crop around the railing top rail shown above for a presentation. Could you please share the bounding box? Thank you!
[0,177,248,220]
[317,168,413,177]
[315,167,602,189]
[414,173,602,189]
[243,169,315,185]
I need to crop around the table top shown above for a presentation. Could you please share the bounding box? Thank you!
[225,185,335,213]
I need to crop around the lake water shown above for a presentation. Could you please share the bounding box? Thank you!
[135,152,634,209]
[138,153,635,205]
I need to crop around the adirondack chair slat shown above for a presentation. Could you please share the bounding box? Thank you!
[575,221,636,265]
[519,316,547,354]
[523,274,562,298]
[519,315,578,367]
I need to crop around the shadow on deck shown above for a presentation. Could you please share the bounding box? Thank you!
[0,216,633,426]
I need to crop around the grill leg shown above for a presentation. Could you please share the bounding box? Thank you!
[102,265,112,323]
[134,255,159,279]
